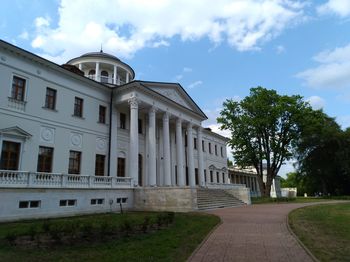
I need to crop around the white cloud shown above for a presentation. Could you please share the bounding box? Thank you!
[183,67,192,73]
[297,43,350,89]
[18,31,29,40]
[336,115,350,129]
[30,0,306,63]
[307,95,325,110]
[276,45,285,54]
[188,80,203,89]
[317,0,350,17]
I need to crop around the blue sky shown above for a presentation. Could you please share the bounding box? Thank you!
[1,0,350,175]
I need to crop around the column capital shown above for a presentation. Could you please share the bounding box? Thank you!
[162,111,170,121]
[149,106,157,114]
[176,117,182,126]
[128,96,139,109]
[187,122,193,130]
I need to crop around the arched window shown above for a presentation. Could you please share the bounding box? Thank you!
[88,69,95,76]
[101,70,109,83]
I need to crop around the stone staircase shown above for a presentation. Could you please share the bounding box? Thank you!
[196,188,246,210]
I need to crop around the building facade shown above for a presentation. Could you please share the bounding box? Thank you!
[0,40,235,221]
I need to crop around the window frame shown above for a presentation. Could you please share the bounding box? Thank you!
[11,75,26,101]
[68,150,81,174]
[73,97,84,117]
[95,154,105,176]
[0,140,21,170]
[37,146,54,173]
[120,113,126,129]
[117,157,126,177]
[98,105,106,124]
[44,87,57,110]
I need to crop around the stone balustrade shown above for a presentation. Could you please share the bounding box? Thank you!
[206,182,247,189]
[0,170,132,189]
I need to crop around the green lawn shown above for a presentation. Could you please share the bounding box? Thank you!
[251,196,340,204]
[0,212,220,262]
[289,203,350,262]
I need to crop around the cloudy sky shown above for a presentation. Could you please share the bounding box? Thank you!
[1,0,350,175]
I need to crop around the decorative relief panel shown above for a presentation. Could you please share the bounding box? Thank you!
[96,137,107,151]
[70,132,83,148]
[40,126,55,144]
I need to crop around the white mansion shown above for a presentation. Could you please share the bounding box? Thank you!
[0,40,250,221]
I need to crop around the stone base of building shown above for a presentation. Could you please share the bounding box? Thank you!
[0,188,133,222]
[134,187,198,212]
[224,187,251,205]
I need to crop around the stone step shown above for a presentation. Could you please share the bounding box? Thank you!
[196,188,245,210]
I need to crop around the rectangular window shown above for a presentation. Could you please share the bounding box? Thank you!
[91,198,104,205]
[209,142,212,154]
[95,154,105,176]
[19,200,41,209]
[117,157,125,177]
[185,134,188,147]
[216,172,219,182]
[221,146,224,157]
[138,119,143,134]
[202,140,205,152]
[120,113,126,129]
[73,97,83,117]
[37,146,54,172]
[59,199,76,207]
[195,168,199,185]
[44,87,57,110]
[194,138,197,150]
[99,105,106,123]
[210,170,213,182]
[0,141,21,170]
[204,169,207,183]
[68,151,81,174]
[215,145,218,155]
[117,197,128,204]
[11,76,26,101]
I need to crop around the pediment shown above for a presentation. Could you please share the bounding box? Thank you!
[148,86,193,109]
[0,126,32,138]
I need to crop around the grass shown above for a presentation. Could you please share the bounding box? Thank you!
[289,203,350,262]
[251,196,342,204]
[0,212,220,262]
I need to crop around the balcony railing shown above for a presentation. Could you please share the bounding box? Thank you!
[87,75,126,85]
[0,170,133,189]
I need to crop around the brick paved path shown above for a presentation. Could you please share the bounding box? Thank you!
[189,203,326,262]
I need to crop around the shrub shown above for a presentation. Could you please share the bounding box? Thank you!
[121,219,132,236]
[141,216,150,233]
[42,221,51,233]
[28,225,37,241]
[5,232,17,245]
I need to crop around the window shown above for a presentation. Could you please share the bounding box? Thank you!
[204,169,207,183]
[210,171,213,182]
[117,197,128,204]
[95,154,105,176]
[91,198,104,205]
[185,134,188,147]
[195,168,199,185]
[73,97,83,117]
[215,145,218,156]
[117,157,125,177]
[37,146,53,172]
[221,146,224,157]
[99,105,106,123]
[59,199,76,207]
[202,140,205,152]
[120,113,126,129]
[101,70,109,83]
[138,119,143,134]
[11,76,26,101]
[194,138,197,150]
[88,69,95,77]
[0,141,21,170]
[68,151,81,174]
[44,87,57,110]
[208,142,212,154]
[19,200,41,209]
[216,172,219,182]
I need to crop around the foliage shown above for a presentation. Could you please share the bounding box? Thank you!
[289,203,350,261]
[295,110,350,195]
[218,87,309,196]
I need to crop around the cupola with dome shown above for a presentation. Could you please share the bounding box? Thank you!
[66,49,135,85]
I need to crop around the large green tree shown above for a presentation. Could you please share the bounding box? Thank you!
[217,87,309,196]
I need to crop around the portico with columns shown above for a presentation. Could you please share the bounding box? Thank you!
[112,81,229,188]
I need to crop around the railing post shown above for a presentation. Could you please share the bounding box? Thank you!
[89,176,93,188]
[61,174,67,188]
[27,172,34,187]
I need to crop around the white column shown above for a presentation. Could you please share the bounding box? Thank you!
[110,107,118,177]
[128,97,139,186]
[176,118,185,186]
[223,172,228,184]
[148,106,157,186]
[187,123,195,187]
[197,127,205,186]
[126,72,130,83]
[163,112,171,186]
[113,65,117,84]
[78,63,82,70]
[95,62,100,81]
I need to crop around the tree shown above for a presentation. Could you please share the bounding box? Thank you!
[295,110,350,195]
[217,87,309,196]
